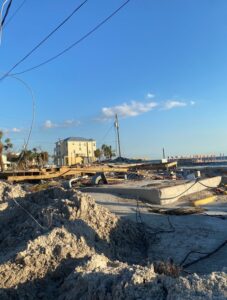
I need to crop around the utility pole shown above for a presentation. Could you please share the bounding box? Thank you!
[162,147,166,159]
[114,114,121,158]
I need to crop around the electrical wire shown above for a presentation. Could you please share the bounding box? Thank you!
[160,177,221,201]
[0,0,9,26]
[1,0,12,26]
[97,124,114,147]
[12,0,131,76]
[12,197,46,230]
[3,0,26,28]
[0,72,35,168]
[0,0,88,80]
[196,180,219,189]
[0,0,10,44]
[160,180,199,201]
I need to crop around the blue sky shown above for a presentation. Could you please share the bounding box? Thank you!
[1,0,227,158]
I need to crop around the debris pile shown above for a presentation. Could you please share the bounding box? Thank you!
[0,181,26,203]
[60,255,227,300]
[0,184,151,298]
[0,181,226,299]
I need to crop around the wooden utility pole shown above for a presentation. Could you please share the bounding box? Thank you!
[114,114,121,157]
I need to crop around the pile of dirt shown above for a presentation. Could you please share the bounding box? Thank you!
[0,181,26,212]
[0,181,26,202]
[60,255,227,300]
[0,185,152,298]
[0,183,226,299]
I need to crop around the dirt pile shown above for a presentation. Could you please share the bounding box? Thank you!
[0,181,26,202]
[0,185,152,298]
[60,255,227,300]
[0,181,26,212]
[0,183,226,299]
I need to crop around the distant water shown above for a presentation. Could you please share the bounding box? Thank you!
[180,162,227,169]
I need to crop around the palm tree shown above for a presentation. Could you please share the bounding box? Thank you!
[101,144,115,159]
[94,148,102,161]
[4,138,13,153]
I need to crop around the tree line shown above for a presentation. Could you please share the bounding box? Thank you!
[0,131,49,171]
[94,144,116,161]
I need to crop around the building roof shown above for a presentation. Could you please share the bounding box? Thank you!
[63,137,95,142]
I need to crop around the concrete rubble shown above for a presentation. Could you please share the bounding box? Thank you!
[82,176,222,205]
[0,181,226,299]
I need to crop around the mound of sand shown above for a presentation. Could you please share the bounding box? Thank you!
[0,184,151,298]
[60,254,227,300]
[0,182,226,299]
[0,181,26,202]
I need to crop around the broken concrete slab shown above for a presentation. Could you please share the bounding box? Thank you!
[82,176,222,205]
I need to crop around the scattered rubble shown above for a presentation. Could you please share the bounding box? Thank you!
[0,181,226,299]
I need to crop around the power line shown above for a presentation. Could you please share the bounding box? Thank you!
[13,0,131,76]
[1,0,13,26]
[0,71,35,168]
[0,0,10,44]
[3,0,26,28]
[97,123,114,146]
[5,74,35,167]
[0,0,9,26]
[0,0,88,80]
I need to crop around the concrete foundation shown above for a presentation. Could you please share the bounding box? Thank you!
[82,176,222,205]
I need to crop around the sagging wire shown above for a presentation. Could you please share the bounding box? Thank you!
[150,177,217,202]
[0,0,88,80]
[0,72,41,229]
[11,0,131,76]
[97,123,114,148]
[12,196,46,230]
[182,239,227,269]
[3,0,26,28]
[0,73,35,168]
[0,0,10,45]
[196,180,220,189]
[1,0,12,27]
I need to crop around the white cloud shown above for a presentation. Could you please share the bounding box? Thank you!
[98,92,196,121]
[146,93,155,99]
[101,100,158,119]
[12,128,22,133]
[2,127,23,134]
[163,100,187,110]
[43,119,80,129]
[62,119,81,127]
[44,120,57,129]
[64,119,74,125]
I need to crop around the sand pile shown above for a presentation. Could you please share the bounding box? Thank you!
[60,255,227,300]
[0,182,226,299]
[0,181,26,212]
[0,181,26,202]
[0,185,152,298]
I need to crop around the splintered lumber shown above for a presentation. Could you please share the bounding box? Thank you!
[132,161,177,171]
[1,165,129,182]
